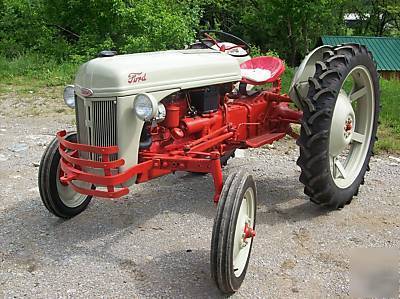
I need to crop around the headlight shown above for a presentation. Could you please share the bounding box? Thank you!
[63,85,75,108]
[133,93,158,121]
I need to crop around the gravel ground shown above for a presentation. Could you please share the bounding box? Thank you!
[0,113,399,298]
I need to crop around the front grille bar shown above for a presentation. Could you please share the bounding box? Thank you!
[75,96,118,161]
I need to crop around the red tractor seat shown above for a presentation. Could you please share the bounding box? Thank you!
[240,56,285,85]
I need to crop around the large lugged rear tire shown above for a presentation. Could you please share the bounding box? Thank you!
[38,133,93,218]
[297,44,380,209]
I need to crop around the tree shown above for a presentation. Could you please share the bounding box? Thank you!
[42,0,201,57]
[0,0,202,59]
[345,0,400,36]
[236,0,346,65]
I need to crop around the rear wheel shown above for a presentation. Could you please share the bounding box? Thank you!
[297,44,380,209]
[211,170,257,294]
[38,132,93,218]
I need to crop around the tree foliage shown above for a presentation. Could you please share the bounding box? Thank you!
[237,0,347,65]
[344,0,400,36]
[0,0,201,60]
[0,0,399,65]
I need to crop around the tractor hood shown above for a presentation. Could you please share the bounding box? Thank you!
[75,49,242,97]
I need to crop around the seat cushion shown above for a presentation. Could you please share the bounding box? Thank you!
[240,68,272,83]
[240,56,285,85]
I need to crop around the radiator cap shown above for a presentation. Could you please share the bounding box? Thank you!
[98,50,117,57]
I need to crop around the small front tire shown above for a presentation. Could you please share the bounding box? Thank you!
[38,132,93,219]
[211,170,257,294]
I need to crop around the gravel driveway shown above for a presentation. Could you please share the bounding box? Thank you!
[0,113,399,298]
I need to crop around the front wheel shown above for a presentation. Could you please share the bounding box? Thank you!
[38,132,93,218]
[297,44,380,209]
[211,170,257,294]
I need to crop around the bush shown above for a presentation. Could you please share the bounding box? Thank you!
[0,0,202,60]
[0,0,50,57]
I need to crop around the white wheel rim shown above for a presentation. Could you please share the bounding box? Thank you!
[232,187,256,277]
[56,164,90,208]
[329,65,375,189]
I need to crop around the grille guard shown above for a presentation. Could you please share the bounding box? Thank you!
[57,130,224,201]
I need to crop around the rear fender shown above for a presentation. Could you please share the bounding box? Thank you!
[289,45,332,108]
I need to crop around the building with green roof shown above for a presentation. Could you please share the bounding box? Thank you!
[320,36,400,80]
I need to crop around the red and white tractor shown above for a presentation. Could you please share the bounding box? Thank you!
[38,30,379,294]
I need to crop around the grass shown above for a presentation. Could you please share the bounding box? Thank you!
[375,79,400,153]
[0,53,79,94]
[0,54,399,154]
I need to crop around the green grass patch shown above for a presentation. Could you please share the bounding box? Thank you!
[281,67,295,94]
[376,79,400,154]
[375,125,400,153]
[379,79,400,134]
[0,53,79,95]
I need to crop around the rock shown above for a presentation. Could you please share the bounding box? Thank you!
[28,187,39,193]
[36,141,47,147]
[27,134,52,147]
[389,163,398,167]
[32,162,40,167]
[0,128,6,132]
[8,143,28,153]
[0,154,8,162]
[388,156,400,163]
[235,149,246,158]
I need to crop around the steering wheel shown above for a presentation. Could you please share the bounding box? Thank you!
[197,30,251,57]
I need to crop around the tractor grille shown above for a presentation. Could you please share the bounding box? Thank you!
[75,96,118,161]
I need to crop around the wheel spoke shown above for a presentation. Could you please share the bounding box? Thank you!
[351,132,365,144]
[233,200,246,259]
[350,86,367,102]
[333,158,347,179]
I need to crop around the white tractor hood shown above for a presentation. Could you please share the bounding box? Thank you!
[75,49,242,97]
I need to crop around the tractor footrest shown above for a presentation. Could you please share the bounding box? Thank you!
[245,133,286,148]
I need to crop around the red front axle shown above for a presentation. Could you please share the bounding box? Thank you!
[57,130,225,201]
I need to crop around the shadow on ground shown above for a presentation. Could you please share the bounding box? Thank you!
[0,168,328,296]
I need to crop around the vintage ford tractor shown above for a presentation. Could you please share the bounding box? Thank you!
[38,31,379,294]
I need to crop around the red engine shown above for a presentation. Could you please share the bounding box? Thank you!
[140,83,301,160]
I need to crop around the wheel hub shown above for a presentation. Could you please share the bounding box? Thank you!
[329,91,355,156]
[344,117,353,138]
[56,164,91,208]
[240,221,256,248]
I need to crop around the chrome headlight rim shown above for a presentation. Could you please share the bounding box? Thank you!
[133,93,158,121]
[155,102,166,123]
[63,85,75,109]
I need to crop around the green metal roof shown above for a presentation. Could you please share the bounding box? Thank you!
[320,36,400,71]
